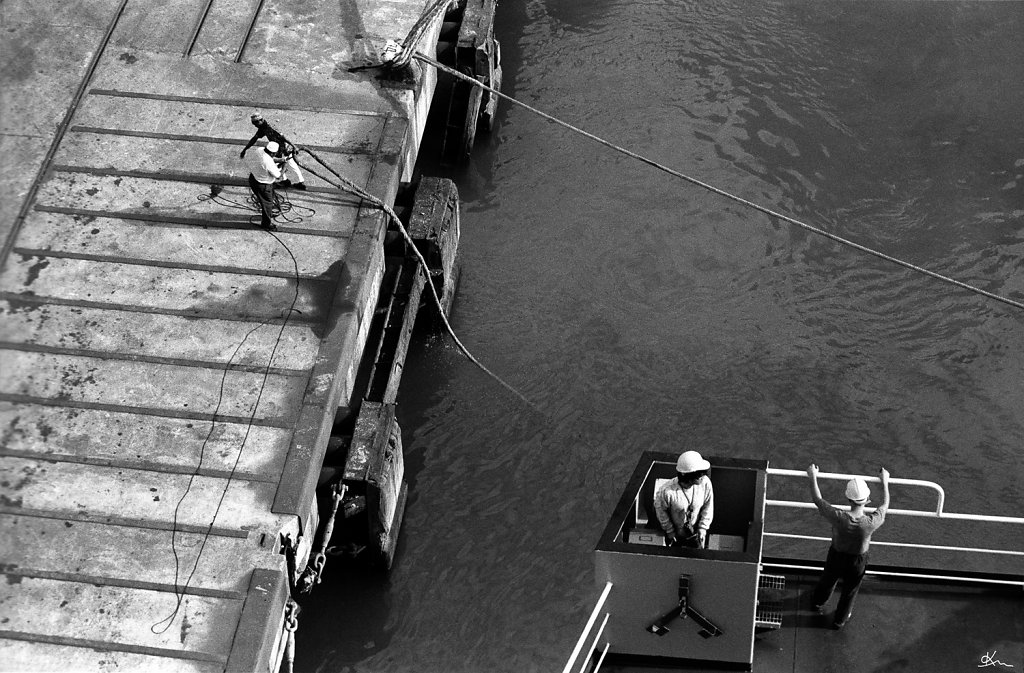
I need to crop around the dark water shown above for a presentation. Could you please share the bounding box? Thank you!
[297,1,1024,671]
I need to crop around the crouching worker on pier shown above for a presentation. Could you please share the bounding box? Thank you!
[655,451,714,549]
[807,464,890,629]
[247,140,285,231]
[241,113,306,190]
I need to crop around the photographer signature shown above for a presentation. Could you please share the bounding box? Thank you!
[978,651,1014,668]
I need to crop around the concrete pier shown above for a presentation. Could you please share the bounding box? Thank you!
[0,0,449,670]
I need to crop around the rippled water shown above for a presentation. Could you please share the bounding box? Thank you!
[297,1,1024,671]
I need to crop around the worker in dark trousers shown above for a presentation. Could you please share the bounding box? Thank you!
[247,140,284,230]
[807,464,890,629]
[240,113,306,189]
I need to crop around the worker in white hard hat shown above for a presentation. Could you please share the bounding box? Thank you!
[806,464,891,629]
[654,451,714,549]
[246,139,286,230]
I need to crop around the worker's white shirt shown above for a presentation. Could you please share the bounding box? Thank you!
[654,476,714,538]
[249,149,282,184]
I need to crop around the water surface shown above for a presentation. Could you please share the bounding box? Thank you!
[298,1,1024,670]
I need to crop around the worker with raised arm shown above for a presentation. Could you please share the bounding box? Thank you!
[807,464,890,629]
[240,113,306,190]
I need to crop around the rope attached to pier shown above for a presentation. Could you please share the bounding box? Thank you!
[409,52,1024,314]
[293,149,535,409]
[393,0,457,68]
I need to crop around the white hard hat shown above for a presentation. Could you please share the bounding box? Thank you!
[845,478,870,503]
[265,141,280,153]
[676,451,711,474]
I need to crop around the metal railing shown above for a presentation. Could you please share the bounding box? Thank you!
[562,581,612,673]
[767,468,1024,523]
[764,468,1024,586]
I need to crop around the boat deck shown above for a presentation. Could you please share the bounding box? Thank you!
[581,454,1023,673]
[600,572,1023,673]
[0,0,442,670]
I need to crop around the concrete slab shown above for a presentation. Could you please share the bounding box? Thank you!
[13,212,350,278]
[34,173,361,234]
[242,0,440,77]
[2,516,258,593]
[73,94,389,151]
[53,132,374,187]
[114,0,232,55]
[0,134,49,237]
[1,0,447,668]
[0,576,242,655]
[0,641,224,673]
[0,2,121,242]
[0,402,291,477]
[0,300,321,369]
[89,47,395,116]
[0,457,279,531]
[0,256,334,321]
[186,0,257,61]
[0,351,307,420]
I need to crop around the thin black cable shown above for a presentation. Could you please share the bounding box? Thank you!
[152,227,302,633]
[198,184,316,227]
[198,185,259,212]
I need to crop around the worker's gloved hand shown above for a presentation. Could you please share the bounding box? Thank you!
[239,149,247,158]
[698,530,707,548]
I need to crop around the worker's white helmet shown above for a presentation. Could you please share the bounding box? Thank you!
[845,478,870,503]
[676,451,710,474]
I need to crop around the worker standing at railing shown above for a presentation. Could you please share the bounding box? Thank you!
[806,464,890,629]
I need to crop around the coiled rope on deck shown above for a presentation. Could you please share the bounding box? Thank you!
[409,52,1024,314]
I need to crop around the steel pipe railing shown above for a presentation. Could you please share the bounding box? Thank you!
[767,467,947,514]
[762,561,1024,588]
[765,532,1024,557]
[764,468,1024,585]
[563,581,612,673]
[767,468,1024,524]
[764,499,1024,524]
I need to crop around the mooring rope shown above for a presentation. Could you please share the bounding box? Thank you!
[294,152,535,409]
[392,0,456,68]
[409,52,1024,314]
